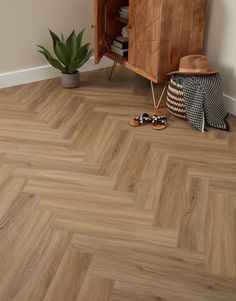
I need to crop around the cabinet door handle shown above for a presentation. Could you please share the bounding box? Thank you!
[127,24,132,29]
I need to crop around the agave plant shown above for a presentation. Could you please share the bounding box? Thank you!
[37,29,93,74]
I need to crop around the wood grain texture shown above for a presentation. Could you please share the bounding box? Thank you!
[128,0,161,81]
[206,192,236,277]
[44,250,92,301]
[0,67,236,300]
[77,276,113,301]
[178,177,209,252]
[158,0,207,82]
[94,0,107,64]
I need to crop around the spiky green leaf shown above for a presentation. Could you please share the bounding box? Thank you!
[66,30,76,46]
[49,29,60,51]
[76,43,90,63]
[76,29,85,51]
[76,49,94,69]
[61,33,65,43]
[66,30,77,61]
[54,41,70,66]
[38,50,66,72]
[37,45,54,59]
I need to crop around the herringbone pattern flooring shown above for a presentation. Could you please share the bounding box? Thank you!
[0,67,236,301]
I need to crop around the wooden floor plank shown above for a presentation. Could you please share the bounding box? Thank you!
[0,210,54,300]
[111,281,226,301]
[178,177,209,252]
[44,249,91,301]
[135,150,168,210]
[53,215,178,249]
[153,158,188,229]
[205,192,236,277]
[13,229,71,301]
[0,177,26,220]
[71,234,205,272]
[115,138,150,193]
[88,254,236,301]
[0,193,40,263]
[23,179,134,206]
[77,276,113,301]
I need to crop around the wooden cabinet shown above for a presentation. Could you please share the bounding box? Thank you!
[94,0,207,84]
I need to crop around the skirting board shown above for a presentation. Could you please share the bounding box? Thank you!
[224,94,236,116]
[0,56,113,89]
[1,60,236,117]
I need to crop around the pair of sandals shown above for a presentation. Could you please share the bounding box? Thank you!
[129,113,167,130]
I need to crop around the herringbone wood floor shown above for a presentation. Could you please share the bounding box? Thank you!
[0,67,236,301]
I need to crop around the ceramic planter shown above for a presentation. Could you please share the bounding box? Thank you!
[61,71,80,88]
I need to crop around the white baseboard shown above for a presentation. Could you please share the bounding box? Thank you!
[224,94,236,116]
[0,56,113,89]
[3,61,236,116]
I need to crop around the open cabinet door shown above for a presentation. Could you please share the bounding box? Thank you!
[94,0,107,64]
[128,0,161,82]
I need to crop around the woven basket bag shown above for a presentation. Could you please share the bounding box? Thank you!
[166,78,187,119]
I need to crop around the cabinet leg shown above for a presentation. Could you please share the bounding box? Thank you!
[108,61,117,81]
[150,81,167,109]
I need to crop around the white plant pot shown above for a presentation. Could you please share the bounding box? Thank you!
[61,71,80,88]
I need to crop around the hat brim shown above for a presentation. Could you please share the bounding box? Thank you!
[167,69,219,76]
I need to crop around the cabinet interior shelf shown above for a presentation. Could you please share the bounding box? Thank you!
[114,16,129,25]
[106,51,128,64]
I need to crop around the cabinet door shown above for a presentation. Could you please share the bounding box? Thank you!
[128,0,161,82]
[94,0,107,64]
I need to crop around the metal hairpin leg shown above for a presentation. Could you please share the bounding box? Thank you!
[108,61,118,81]
[150,81,168,109]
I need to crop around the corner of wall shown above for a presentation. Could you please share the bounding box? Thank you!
[224,94,236,116]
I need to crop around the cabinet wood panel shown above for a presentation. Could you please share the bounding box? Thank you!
[94,0,107,64]
[128,0,161,82]
[157,0,207,82]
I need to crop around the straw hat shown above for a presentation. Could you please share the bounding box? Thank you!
[168,55,218,76]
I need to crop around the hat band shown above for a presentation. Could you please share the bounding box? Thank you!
[179,68,208,73]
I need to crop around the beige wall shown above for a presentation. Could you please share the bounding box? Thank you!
[205,0,236,98]
[1,0,236,99]
[0,0,94,73]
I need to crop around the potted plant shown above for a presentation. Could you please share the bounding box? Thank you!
[37,29,93,88]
